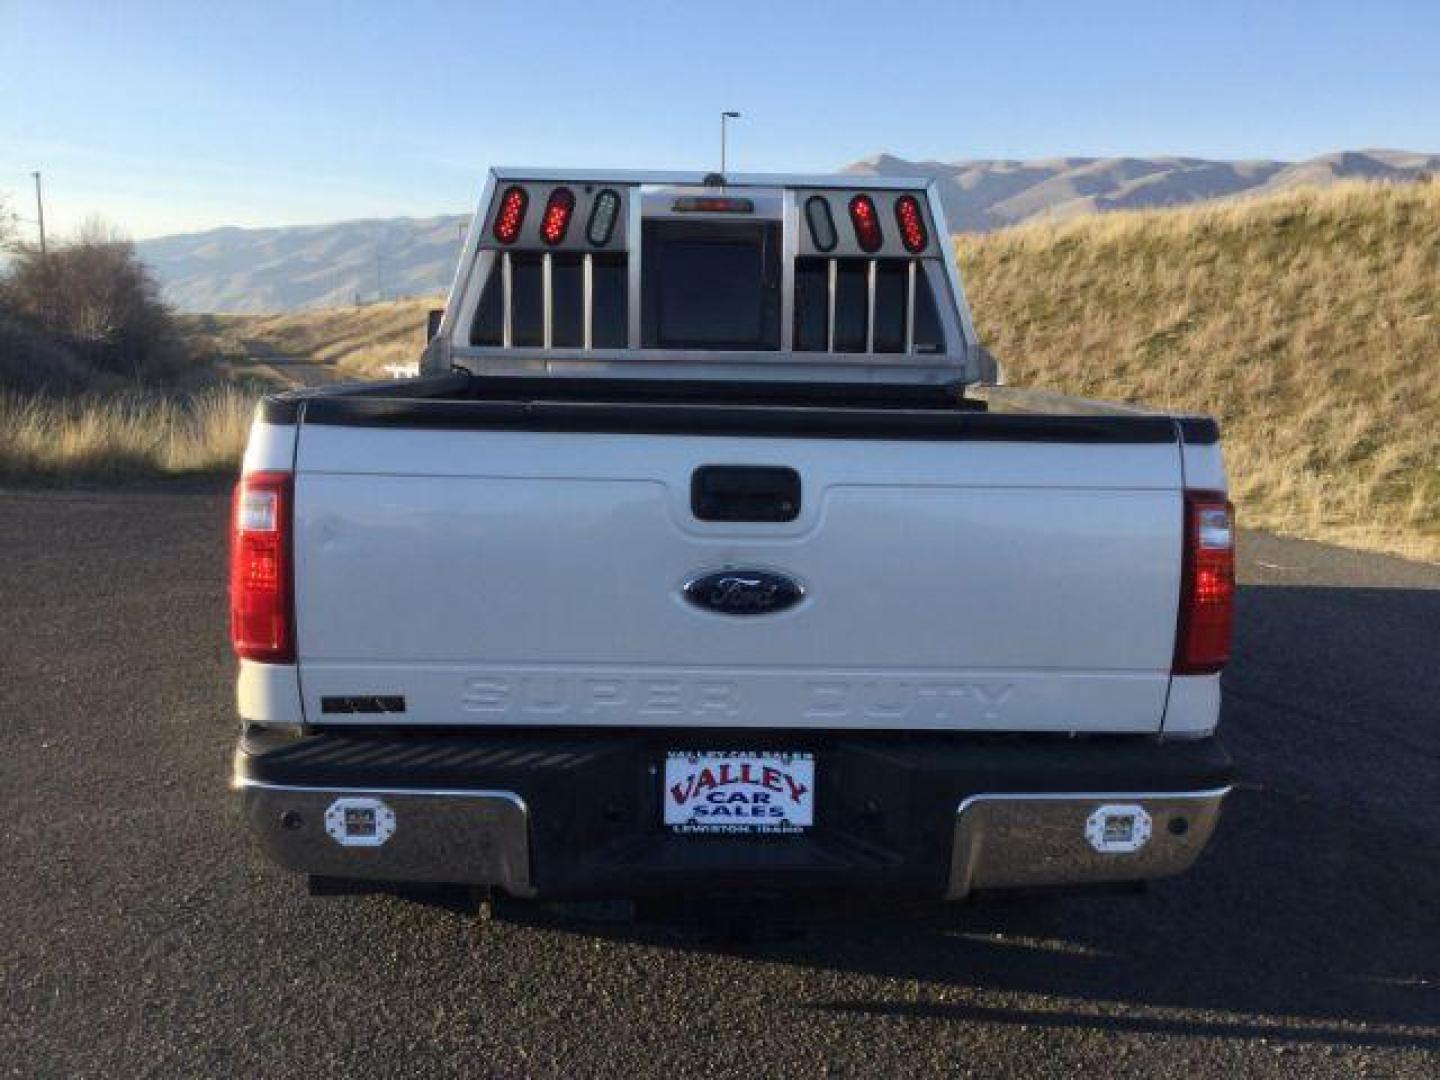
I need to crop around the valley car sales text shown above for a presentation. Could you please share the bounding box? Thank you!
[666,757,813,833]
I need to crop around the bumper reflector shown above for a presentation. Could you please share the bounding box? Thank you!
[1084,803,1153,853]
[325,797,397,847]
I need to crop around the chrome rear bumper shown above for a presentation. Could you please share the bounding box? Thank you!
[234,730,1231,900]
[238,781,536,897]
[945,787,1231,899]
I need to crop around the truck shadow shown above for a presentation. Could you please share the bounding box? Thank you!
[503,583,1440,1049]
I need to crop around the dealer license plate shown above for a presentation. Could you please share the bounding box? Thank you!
[663,751,815,835]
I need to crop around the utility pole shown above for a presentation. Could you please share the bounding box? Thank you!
[32,171,46,255]
[720,111,741,176]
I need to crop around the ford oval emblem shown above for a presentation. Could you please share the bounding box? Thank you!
[683,569,804,616]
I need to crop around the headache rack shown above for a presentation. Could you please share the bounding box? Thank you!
[429,168,984,385]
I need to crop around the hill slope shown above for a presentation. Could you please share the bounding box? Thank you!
[851,148,1440,230]
[184,298,435,377]
[140,215,467,312]
[959,180,1439,561]
[210,181,1439,562]
[139,150,1439,312]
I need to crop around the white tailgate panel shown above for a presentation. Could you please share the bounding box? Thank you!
[294,427,1182,732]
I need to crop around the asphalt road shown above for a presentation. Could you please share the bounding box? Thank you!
[2,483,1437,1077]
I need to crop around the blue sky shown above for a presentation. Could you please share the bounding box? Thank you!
[2,0,1437,239]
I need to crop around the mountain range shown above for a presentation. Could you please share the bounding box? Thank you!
[137,150,1439,312]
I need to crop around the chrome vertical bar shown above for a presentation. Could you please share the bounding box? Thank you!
[826,258,837,352]
[501,251,513,348]
[779,188,796,351]
[582,253,594,351]
[626,188,642,348]
[905,259,916,353]
[542,252,553,350]
[865,258,876,354]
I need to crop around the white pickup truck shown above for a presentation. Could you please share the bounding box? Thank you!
[231,168,1234,904]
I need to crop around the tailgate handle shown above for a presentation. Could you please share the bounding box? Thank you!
[691,465,801,522]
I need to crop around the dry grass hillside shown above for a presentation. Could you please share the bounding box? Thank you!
[0,386,256,483]
[186,298,434,377]
[193,181,1438,561]
[960,180,1439,562]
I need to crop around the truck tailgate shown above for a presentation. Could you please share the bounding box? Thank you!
[292,414,1183,733]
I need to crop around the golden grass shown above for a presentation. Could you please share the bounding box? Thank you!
[0,385,258,483]
[169,181,1439,560]
[960,180,1440,563]
[186,299,434,377]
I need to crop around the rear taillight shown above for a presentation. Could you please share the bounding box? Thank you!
[1174,492,1235,674]
[848,194,883,252]
[894,194,928,253]
[540,187,576,245]
[492,185,528,244]
[230,471,294,663]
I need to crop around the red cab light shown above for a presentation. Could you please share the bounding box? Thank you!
[848,194,883,253]
[894,195,928,253]
[540,187,576,245]
[230,471,294,663]
[492,185,528,244]
[672,196,756,213]
[1174,492,1235,674]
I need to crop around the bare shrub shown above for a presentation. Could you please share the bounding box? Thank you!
[0,317,97,394]
[1,219,190,388]
[0,194,15,248]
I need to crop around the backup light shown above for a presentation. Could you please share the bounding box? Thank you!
[894,195,928,253]
[805,195,837,252]
[540,187,576,245]
[848,194,883,252]
[492,185,528,244]
[587,188,621,246]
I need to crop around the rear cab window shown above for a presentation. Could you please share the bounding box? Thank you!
[641,221,781,350]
